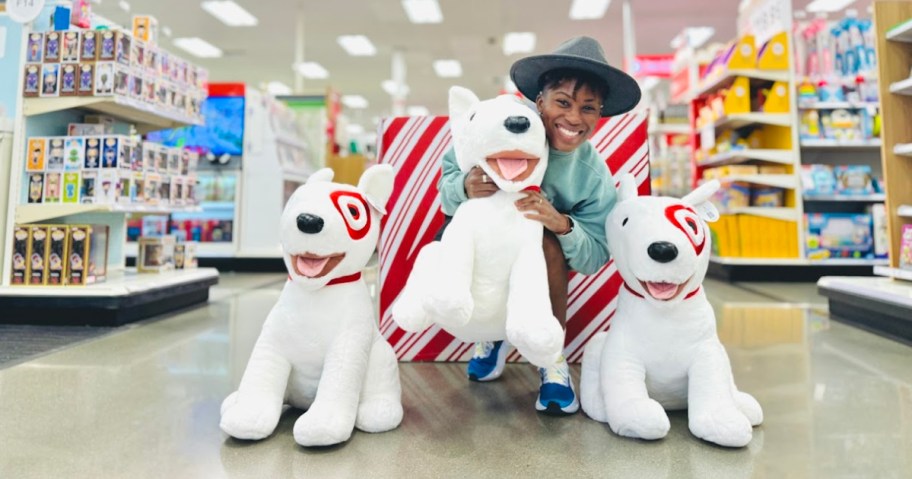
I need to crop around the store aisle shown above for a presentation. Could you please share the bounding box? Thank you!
[0,274,910,479]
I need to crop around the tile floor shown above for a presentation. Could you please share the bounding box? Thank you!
[0,273,910,479]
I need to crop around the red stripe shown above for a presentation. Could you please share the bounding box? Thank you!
[388,118,424,168]
[326,272,361,286]
[447,342,474,362]
[565,271,621,343]
[379,118,409,163]
[597,115,636,155]
[410,330,458,361]
[605,126,648,175]
[593,116,627,152]
[567,310,616,363]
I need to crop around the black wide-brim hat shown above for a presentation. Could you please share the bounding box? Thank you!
[510,36,642,117]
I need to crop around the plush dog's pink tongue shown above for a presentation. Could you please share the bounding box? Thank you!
[645,282,679,300]
[296,256,329,278]
[495,158,528,180]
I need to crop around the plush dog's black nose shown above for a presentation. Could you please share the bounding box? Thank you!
[504,116,531,134]
[297,214,324,234]
[648,242,678,263]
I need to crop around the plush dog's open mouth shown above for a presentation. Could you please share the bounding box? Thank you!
[485,150,540,182]
[638,278,692,301]
[291,253,345,278]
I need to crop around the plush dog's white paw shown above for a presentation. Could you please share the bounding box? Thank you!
[734,391,763,426]
[506,317,563,367]
[293,409,354,447]
[391,297,430,332]
[355,398,404,433]
[425,288,474,328]
[610,398,671,441]
[220,392,282,441]
[689,405,753,447]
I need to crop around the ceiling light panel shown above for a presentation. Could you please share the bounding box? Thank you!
[569,0,610,20]
[342,95,369,109]
[173,37,223,58]
[202,1,258,27]
[503,32,536,55]
[338,35,377,56]
[806,0,856,13]
[433,60,462,78]
[402,0,443,24]
[294,62,329,79]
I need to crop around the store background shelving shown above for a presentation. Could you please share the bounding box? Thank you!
[817,1,912,344]
[0,12,219,326]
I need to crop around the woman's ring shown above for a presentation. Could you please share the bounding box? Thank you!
[482,174,488,183]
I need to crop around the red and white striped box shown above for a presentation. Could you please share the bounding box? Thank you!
[378,112,650,363]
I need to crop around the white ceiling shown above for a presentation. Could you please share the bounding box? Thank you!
[91,0,836,124]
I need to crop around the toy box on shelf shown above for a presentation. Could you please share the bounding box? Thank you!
[8,223,108,286]
[378,112,649,363]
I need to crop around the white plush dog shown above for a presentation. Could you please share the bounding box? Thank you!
[220,165,403,447]
[580,176,763,448]
[392,86,563,368]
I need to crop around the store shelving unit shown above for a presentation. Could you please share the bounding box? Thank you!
[818,2,912,344]
[0,26,219,326]
[799,139,882,148]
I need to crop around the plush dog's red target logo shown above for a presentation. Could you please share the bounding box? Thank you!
[665,204,706,255]
[331,191,371,240]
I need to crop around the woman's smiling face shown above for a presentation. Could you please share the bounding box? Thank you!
[536,79,602,152]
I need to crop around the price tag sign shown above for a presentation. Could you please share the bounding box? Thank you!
[7,0,46,24]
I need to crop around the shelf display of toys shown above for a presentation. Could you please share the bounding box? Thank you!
[805,213,876,260]
[22,16,207,125]
[900,225,912,270]
[801,164,881,197]
[23,134,200,207]
[709,215,800,258]
[137,236,197,272]
[8,224,109,286]
[799,107,880,141]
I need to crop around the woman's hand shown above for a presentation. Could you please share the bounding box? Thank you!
[464,167,500,199]
[515,190,571,235]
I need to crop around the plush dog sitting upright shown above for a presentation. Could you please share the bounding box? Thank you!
[220,165,403,447]
[392,86,563,368]
[580,176,763,448]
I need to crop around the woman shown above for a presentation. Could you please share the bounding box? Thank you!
[437,36,642,415]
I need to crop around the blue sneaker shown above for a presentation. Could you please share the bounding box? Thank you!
[536,356,579,415]
[467,340,508,382]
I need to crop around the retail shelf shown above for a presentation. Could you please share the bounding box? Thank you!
[800,139,882,149]
[874,266,912,282]
[712,113,792,130]
[898,205,912,217]
[694,69,790,98]
[713,256,886,266]
[888,77,912,96]
[125,242,236,258]
[721,207,799,222]
[15,203,202,224]
[803,194,886,202]
[886,18,912,43]
[893,143,912,157]
[719,174,799,189]
[648,123,691,136]
[23,96,202,134]
[797,101,880,110]
[0,267,218,298]
[698,149,796,167]
[818,275,912,343]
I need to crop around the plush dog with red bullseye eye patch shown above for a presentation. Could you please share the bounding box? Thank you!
[580,175,763,448]
[220,165,403,447]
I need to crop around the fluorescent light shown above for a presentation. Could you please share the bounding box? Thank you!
[503,32,536,55]
[342,95,369,109]
[806,0,856,12]
[433,59,462,78]
[402,0,443,24]
[202,1,258,27]
[382,80,410,96]
[266,81,292,96]
[118,0,130,12]
[407,106,429,116]
[337,35,377,56]
[294,61,329,79]
[173,37,223,58]
[670,26,715,49]
[569,0,610,20]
